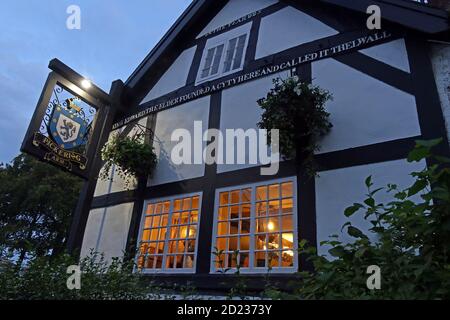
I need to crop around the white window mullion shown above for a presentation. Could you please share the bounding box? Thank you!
[161,200,173,272]
[249,185,256,271]
[293,182,299,270]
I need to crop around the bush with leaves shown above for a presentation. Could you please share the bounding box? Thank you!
[257,76,332,174]
[100,132,157,184]
[285,139,450,299]
[0,252,161,300]
[212,143,450,300]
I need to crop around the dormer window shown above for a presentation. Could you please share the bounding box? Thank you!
[223,34,247,73]
[196,25,251,84]
[201,44,225,79]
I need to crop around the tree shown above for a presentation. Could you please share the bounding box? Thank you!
[0,154,82,266]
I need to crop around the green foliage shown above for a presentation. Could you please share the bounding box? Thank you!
[212,246,231,274]
[289,138,450,299]
[100,132,157,184]
[212,248,249,299]
[257,76,332,174]
[0,252,154,300]
[226,251,249,300]
[172,281,201,300]
[4,139,450,300]
[0,154,82,264]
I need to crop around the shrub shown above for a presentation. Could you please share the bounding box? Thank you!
[290,139,450,299]
[0,252,152,300]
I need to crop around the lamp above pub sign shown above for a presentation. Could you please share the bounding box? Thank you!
[21,59,111,179]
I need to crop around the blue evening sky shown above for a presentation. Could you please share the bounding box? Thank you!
[0,0,192,164]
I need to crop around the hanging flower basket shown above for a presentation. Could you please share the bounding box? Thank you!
[257,76,333,175]
[100,132,157,183]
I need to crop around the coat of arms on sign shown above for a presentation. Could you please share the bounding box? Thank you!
[21,60,108,180]
[32,84,97,171]
[49,100,89,150]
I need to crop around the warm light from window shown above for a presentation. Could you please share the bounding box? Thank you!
[138,195,200,271]
[81,79,92,89]
[214,181,295,270]
[180,226,195,239]
[282,233,293,243]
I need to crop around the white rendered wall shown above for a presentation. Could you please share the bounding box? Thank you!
[315,159,426,257]
[94,128,121,197]
[148,97,210,186]
[430,43,450,147]
[255,6,338,59]
[94,165,112,197]
[313,58,421,154]
[197,0,278,38]
[81,202,134,262]
[217,71,289,173]
[142,46,197,103]
[359,38,411,73]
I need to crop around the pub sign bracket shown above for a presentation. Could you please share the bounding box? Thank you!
[21,59,113,180]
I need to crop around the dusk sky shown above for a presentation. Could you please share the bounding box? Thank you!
[0,0,192,164]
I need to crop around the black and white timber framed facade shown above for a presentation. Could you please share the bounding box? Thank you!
[68,0,450,291]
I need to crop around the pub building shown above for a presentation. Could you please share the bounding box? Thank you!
[71,0,449,290]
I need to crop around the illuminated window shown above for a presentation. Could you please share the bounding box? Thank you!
[137,193,201,273]
[211,178,297,273]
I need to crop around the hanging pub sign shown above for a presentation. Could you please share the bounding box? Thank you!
[21,59,112,179]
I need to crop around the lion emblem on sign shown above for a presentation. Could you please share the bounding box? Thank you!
[48,99,89,149]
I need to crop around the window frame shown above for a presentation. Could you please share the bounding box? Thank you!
[136,192,203,274]
[210,177,299,274]
[196,23,252,85]
[199,44,226,80]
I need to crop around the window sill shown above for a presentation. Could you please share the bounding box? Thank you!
[209,267,298,275]
[139,269,196,275]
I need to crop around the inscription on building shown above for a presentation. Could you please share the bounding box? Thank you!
[113,31,392,129]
